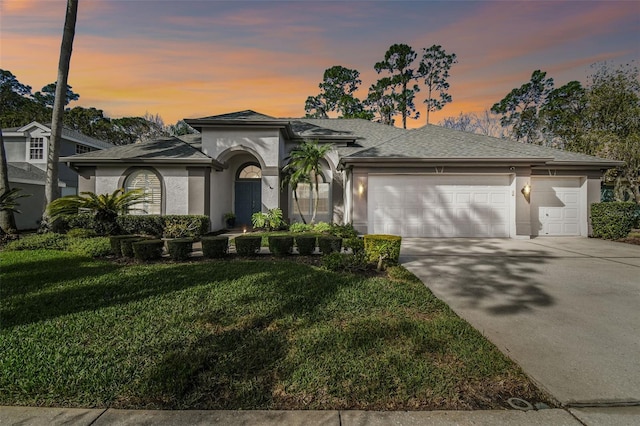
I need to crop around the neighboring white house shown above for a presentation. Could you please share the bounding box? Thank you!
[2,122,113,230]
[62,110,621,238]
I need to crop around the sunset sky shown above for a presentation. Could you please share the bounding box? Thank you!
[1,0,638,128]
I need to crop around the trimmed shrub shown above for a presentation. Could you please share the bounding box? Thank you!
[117,215,164,237]
[132,239,165,261]
[67,237,112,258]
[163,215,209,239]
[202,236,229,258]
[296,235,317,255]
[120,237,148,258]
[289,222,313,233]
[318,235,342,254]
[64,213,96,232]
[4,233,68,251]
[329,223,358,239]
[268,235,294,256]
[167,238,194,261]
[234,235,262,256]
[66,228,97,239]
[344,237,364,255]
[591,202,640,240]
[109,235,138,257]
[364,234,402,270]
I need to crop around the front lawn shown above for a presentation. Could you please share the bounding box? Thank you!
[0,250,549,410]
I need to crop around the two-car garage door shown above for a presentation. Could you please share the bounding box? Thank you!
[368,175,511,237]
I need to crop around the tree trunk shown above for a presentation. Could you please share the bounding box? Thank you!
[0,129,18,234]
[43,0,78,228]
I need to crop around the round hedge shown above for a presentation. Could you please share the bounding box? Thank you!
[167,238,194,261]
[318,235,342,254]
[202,236,229,258]
[268,235,294,256]
[132,239,165,261]
[234,235,262,256]
[295,235,317,255]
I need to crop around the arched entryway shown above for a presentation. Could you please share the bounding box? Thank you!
[235,163,262,227]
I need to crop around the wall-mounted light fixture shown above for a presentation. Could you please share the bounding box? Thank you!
[358,182,365,196]
[521,183,531,203]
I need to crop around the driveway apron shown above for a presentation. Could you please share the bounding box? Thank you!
[400,237,640,407]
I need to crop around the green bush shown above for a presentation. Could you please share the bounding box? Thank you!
[67,237,112,258]
[54,213,116,236]
[163,215,209,239]
[167,238,194,261]
[120,237,149,258]
[591,202,640,240]
[321,251,368,272]
[234,235,262,256]
[252,208,285,231]
[313,221,331,233]
[268,235,294,256]
[295,235,317,255]
[132,239,165,261]
[66,228,97,239]
[202,236,229,258]
[329,223,358,239]
[117,215,164,237]
[344,237,364,255]
[289,222,313,233]
[364,234,402,270]
[318,235,342,254]
[109,235,138,257]
[4,233,68,251]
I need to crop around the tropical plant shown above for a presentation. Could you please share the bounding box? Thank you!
[251,208,284,231]
[0,187,30,235]
[47,188,145,235]
[284,140,333,223]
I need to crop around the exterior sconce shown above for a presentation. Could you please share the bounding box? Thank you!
[521,183,531,203]
[358,182,365,196]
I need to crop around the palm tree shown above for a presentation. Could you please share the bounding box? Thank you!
[285,140,332,223]
[281,165,311,224]
[43,0,78,228]
[47,188,145,235]
[0,187,30,235]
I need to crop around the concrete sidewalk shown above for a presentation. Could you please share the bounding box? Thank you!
[5,405,640,426]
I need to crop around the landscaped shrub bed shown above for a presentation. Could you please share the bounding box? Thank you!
[202,236,229,258]
[591,202,640,240]
[66,237,112,258]
[110,235,141,257]
[364,234,402,269]
[163,215,209,238]
[268,236,294,256]
[318,235,342,254]
[234,235,262,256]
[117,215,164,237]
[120,237,149,258]
[4,233,68,251]
[133,239,165,261]
[167,238,194,261]
[295,235,317,255]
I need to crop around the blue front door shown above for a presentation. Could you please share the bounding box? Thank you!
[235,180,261,227]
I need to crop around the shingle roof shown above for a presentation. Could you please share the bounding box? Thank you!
[62,136,221,168]
[343,124,620,166]
[188,110,277,121]
[7,162,48,182]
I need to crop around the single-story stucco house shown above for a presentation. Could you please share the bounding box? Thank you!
[62,110,621,238]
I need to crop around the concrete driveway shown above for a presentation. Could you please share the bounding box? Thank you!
[400,237,640,407]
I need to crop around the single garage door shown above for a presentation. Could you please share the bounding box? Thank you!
[368,175,511,237]
[531,177,582,236]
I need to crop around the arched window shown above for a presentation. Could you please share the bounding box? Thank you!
[237,163,261,180]
[125,169,162,215]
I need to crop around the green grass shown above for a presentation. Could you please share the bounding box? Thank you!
[0,250,548,410]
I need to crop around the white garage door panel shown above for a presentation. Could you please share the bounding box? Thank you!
[368,175,511,238]
[531,177,582,236]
